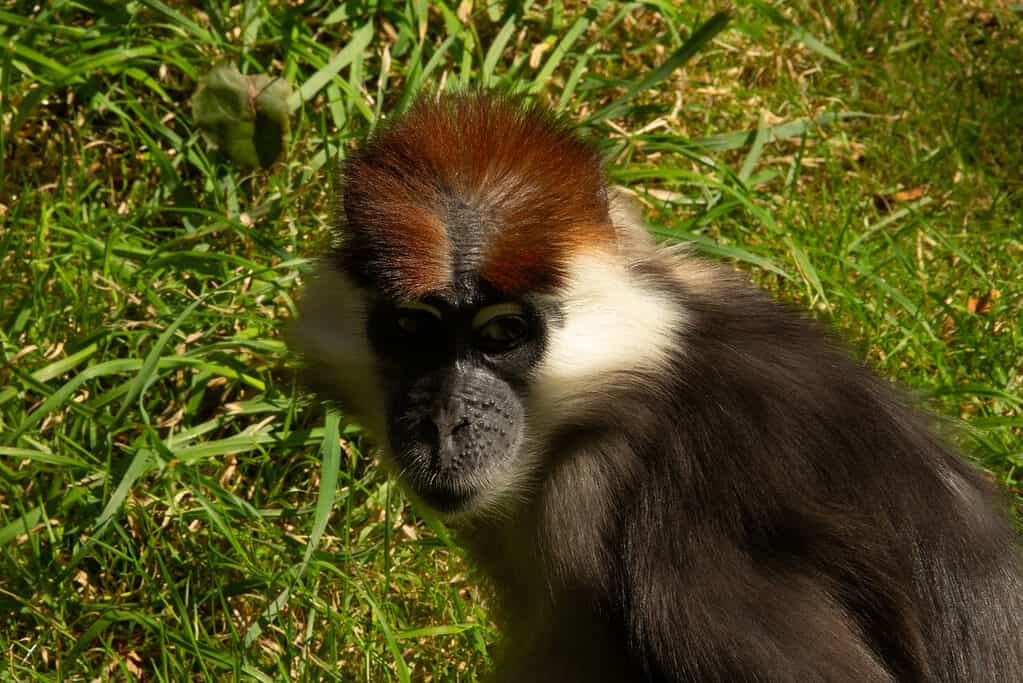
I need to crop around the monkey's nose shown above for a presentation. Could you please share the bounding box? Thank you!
[431,399,470,437]
[425,400,473,470]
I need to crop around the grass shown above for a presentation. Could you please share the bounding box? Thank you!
[1,0,1021,680]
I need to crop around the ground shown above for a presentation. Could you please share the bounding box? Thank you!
[1,1,1020,680]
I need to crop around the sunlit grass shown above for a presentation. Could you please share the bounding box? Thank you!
[1,1,1020,680]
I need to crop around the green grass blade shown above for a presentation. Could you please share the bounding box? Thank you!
[0,446,88,468]
[93,447,156,531]
[738,111,770,184]
[529,0,609,93]
[114,297,205,424]
[586,10,731,124]
[845,197,934,253]
[8,359,142,444]
[744,0,849,67]
[482,16,517,86]
[301,410,341,571]
[694,111,870,152]
[242,412,340,647]
[785,235,829,308]
[354,580,412,683]
[30,342,99,383]
[288,22,374,113]
[0,506,43,546]
[136,0,216,43]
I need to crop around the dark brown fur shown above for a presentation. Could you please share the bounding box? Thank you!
[464,262,1023,681]
[299,93,1023,681]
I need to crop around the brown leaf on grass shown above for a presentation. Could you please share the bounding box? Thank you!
[872,185,929,214]
[530,40,552,68]
[967,288,999,315]
[941,314,956,343]
[892,185,929,202]
[125,652,143,677]
[944,289,1000,343]
[962,10,1000,32]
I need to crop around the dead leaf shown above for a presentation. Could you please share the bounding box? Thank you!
[941,314,955,343]
[872,185,929,214]
[530,41,552,68]
[966,288,999,315]
[125,651,143,677]
[891,185,928,202]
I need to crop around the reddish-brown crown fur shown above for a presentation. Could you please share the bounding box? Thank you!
[338,92,615,298]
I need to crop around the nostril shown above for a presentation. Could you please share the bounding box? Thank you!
[431,399,470,437]
[418,417,439,446]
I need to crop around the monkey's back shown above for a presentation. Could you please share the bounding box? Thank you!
[608,265,1023,682]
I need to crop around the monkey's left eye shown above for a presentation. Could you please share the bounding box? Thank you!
[472,303,530,353]
[474,314,530,353]
[395,311,438,335]
[393,302,443,337]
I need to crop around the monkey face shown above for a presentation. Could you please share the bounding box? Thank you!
[365,293,545,512]
[290,94,679,518]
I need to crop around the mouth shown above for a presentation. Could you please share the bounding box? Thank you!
[387,392,524,514]
[389,437,484,512]
[407,476,478,512]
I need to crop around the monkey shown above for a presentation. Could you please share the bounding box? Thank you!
[290,92,1023,682]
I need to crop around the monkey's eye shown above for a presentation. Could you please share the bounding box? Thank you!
[393,302,443,337]
[472,304,530,354]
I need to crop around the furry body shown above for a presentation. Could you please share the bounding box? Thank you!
[292,93,1023,681]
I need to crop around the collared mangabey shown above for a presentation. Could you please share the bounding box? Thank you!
[291,93,1023,681]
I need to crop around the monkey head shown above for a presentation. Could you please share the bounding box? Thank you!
[291,93,679,518]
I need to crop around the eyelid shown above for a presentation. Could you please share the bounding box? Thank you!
[472,303,526,329]
[396,301,443,319]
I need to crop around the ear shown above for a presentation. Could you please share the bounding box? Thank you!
[608,188,658,252]
[288,262,389,440]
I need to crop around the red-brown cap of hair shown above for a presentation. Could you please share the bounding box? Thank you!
[337,92,616,298]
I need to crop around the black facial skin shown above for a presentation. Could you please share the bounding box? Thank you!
[367,278,546,512]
